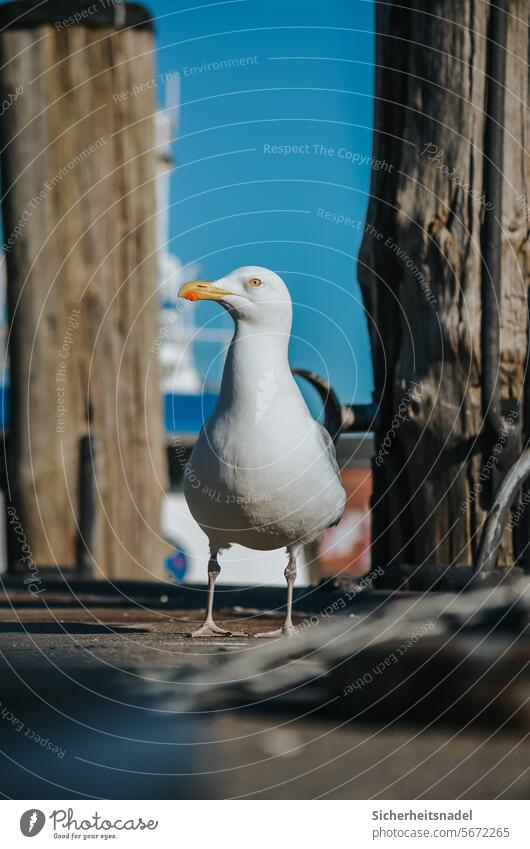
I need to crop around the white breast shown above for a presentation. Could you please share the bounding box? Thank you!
[185,387,345,551]
[183,319,345,553]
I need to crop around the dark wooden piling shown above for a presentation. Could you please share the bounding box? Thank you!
[359,1,530,581]
[0,1,166,578]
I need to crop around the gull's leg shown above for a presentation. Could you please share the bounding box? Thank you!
[255,546,299,638]
[190,549,232,637]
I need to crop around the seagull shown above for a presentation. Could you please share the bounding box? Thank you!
[178,267,346,637]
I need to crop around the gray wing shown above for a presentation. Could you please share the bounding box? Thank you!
[317,422,340,476]
[316,423,345,528]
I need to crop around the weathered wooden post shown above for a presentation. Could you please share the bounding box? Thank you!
[359,0,529,584]
[0,0,167,579]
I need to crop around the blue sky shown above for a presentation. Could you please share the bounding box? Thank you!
[0,0,376,404]
[150,0,375,402]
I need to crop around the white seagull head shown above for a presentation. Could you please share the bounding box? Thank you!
[178,266,292,330]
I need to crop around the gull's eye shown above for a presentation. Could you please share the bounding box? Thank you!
[248,277,262,287]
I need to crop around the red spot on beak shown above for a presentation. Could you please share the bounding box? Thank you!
[186,292,199,301]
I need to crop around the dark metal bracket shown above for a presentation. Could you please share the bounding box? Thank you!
[292,368,378,442]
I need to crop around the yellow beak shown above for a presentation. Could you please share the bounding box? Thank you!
[178,281,232,302]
